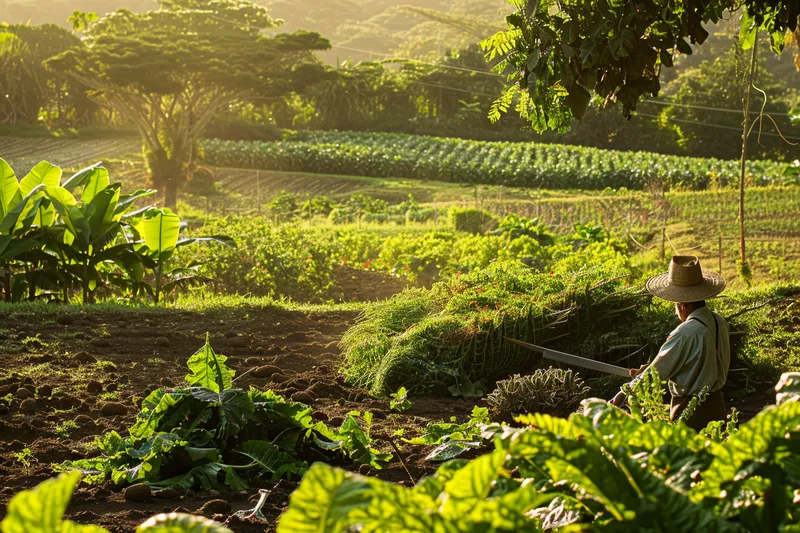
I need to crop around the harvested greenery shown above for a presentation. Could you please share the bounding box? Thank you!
[340,258,640,396]
[56,336,391,490]
[403,406,493,462]
[487,368,590,421]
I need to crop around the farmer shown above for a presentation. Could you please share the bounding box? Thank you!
[611,255,730,430]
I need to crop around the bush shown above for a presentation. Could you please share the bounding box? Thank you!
[448,207,497,234]
[487,368,590,421]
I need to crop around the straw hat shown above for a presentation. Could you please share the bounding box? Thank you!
[645,255,726,302]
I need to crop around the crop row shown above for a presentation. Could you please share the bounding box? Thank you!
[200,132,792,190]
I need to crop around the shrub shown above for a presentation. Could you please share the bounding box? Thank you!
[448,207,497,234]
[487,368,590,421]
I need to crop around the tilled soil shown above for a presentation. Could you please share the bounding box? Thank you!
[0,306,477,532]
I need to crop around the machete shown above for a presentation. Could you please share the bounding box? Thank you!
[505,338,631,378]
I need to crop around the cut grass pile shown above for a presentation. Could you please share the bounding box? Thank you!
[341,259,800,398]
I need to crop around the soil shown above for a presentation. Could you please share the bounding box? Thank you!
[0,305,477,532]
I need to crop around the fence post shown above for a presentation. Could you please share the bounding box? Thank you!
[661,226,666,260]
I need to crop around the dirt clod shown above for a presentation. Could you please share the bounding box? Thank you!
[56,315,75,326]
[74,414,94,426]
[371,409,387,419]
[106,383,118,393]
[228,337,249,348]
[197,499,231,516]
[155,337,170,347]
[154,488,180,500]
[358,464,371,475]
[87,381,104,394]
[100,402,127,417]
[20,399,36,414]
[124,483,152,502]
[15,387,33,400]
[311,410,329,421]
[252,365,281,378]
[37,385,53,397]
[89,337,110,348]
[291,391,315,404]
[75,352,97,364]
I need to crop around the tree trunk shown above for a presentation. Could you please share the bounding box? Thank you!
[738,35,758,266]
[164,180,178,210]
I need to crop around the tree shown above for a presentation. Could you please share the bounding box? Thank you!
[48,0,330,208]
[483,0,800,132]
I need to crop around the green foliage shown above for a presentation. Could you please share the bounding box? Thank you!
[201,132,790,191]
[0,471,232,533]
[388,387,411,412]
[487,368,589,421]
[55,337,391,490]
[279,396,800,532]
[484,0,798,131]
[403,405,491,461]
[496,213,554,245]
[340,259,635,396]
[448,206,497,234]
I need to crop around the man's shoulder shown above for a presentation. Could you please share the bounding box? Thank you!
[671,317,706,338]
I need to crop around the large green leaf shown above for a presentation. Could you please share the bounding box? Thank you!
[441,451,507,518]
[19,161,62,197]
[0,471,110,533]
[87,184,121,239]
[0,157,19,221]
[135,513,233,533]
[137,208,181,258]
[185,335,234,393]
[80,167,110,202]
[190,388,253,438]
[61,162,103,192]
[129,389,192,439]
[236,440,308,480]
[276,464,372,533]
[0,184,46,234]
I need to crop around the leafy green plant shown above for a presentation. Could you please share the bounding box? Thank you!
[56,336,391,490]
[0,471,232,533]
[134,207,234,303]
[448,207,497,234]
[389,386,411,412]
[403,405,492,461]
[12,448,34,476]
[487,368,589,421]
[278,386,800,532]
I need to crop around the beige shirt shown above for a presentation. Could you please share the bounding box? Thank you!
[632,306,730,397]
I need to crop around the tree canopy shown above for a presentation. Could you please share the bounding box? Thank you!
[48,0,330,207]
[482,0,800,132]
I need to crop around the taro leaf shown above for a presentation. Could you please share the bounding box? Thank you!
[129,390,192,440]
[237,440,308,481]
[185,334,234,393]
[276,464,372,533]
[190,388,254,438]
[336,413,392,469]
[136,513,233,533]
[565,84,592,119]
[186,447,221,462]
[0,471,111,533]
[150,463,226,491]
[224,467,248,491]
[424,440,482,461]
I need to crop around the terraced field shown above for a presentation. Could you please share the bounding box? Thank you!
[0,137,140,174]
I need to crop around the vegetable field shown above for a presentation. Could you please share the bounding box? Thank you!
[0,137,140,175]
[200,131,793,190]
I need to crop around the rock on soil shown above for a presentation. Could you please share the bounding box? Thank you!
[124,483,152,502]
[228,337,249,348]
[154,337,170,347]
[291,391,315,404]
[100,402,127,416]
[15,387,33,400]
[74,414,94,426]
[75,351,97,364]
[89,337,110,348]
[87,381,104,394]
[197,499,232,516]
[20,399,36,414]
[252,365,281,378]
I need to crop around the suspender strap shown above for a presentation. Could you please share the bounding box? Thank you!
[688,314,720,355]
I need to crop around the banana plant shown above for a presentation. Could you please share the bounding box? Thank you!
[135,207,235,303]
[45,170,156,303]
[0,158,57,301]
